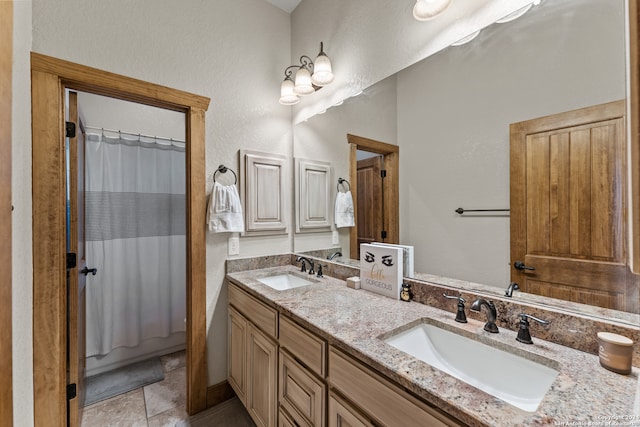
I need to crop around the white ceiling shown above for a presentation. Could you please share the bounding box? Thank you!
[264,0,302,13]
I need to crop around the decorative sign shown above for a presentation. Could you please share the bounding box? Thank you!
[360,243,404,299]
[372,242,415,278]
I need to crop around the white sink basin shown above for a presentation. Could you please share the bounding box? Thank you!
[257,273,315,291]
[384,322,558,412]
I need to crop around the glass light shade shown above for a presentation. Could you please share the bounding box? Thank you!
[293,67,315,96]
[451,30,481,46]
[279,79,299,105]
[495,3,533,23]
[311,54,334,86]
[413,0,453,21]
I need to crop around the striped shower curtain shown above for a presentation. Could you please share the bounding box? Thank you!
[84,132,187,357]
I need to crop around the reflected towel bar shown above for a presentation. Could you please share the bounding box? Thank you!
[455,207,510,215]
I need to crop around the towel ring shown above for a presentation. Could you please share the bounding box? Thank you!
[213,164,237,184]
[337,178,350,192]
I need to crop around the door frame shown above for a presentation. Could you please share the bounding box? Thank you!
[31,52,210,425]
[0,1,13,424]
[347,133,399,259]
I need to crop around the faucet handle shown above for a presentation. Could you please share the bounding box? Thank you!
[443,294,467,323]
[316,264,325,278]
[516,313,550,344]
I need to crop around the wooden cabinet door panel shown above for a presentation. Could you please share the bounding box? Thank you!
[228,307,247,404]
[247,324,278,427]
[328,392,374,427]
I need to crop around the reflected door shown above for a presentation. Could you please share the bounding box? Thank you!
[510,100,633,311]
[356,155,384,258]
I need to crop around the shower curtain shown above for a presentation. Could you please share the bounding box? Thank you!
[85,132,186,357]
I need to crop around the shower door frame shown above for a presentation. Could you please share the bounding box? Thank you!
[31,52,210,426]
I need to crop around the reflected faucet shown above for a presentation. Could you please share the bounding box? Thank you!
[470,299,499,333]
[296,256,315,275]
[505,282,520,297]
[327,251,342,260]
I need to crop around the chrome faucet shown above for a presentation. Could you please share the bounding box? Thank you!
[505,282,520,297]
[327,251,342,260]
[470,299,499,333]
[296,256,315,275]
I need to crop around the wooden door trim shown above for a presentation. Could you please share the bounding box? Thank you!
[347,134,399,260]
[31,52,210,425]
[0,1,13,424]
[630,0,640,274]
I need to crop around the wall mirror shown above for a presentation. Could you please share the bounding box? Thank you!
[293,0,640,322]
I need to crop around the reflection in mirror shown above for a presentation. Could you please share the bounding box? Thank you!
[293,0,639,320]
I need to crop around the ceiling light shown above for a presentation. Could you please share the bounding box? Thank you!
[413,0,453,21]
[279,42,334,105]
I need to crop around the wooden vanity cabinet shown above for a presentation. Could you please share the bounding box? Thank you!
[228,283,279,427]
[228,281,463,427]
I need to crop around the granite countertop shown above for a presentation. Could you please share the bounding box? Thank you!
[226,265,639,427]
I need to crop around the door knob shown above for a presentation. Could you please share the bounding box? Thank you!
[80,266,97,276]
[514,261,535,271]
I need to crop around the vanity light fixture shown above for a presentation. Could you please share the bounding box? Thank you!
[279,42,334,105]
[413,0,453,21]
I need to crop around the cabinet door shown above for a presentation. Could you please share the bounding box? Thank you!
[248,324,278,427]
[228,307,247,404]
[328,392,374,427]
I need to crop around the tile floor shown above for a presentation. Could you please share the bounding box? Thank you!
[81,350,256,426]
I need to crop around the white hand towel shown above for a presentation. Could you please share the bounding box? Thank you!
[207,182,245,232]
[335,190,355,228]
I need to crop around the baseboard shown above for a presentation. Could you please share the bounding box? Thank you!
[206,380,236,408]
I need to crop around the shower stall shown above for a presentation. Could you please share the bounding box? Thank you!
[83,128,187,376]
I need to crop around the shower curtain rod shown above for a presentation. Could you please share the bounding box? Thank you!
[84,125,186,144]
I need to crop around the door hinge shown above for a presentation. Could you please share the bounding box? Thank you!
[381,230,387,239]
[65,121,76,138]
[67,383,77,400]
[380,169,387,178]
[66,253,77,269]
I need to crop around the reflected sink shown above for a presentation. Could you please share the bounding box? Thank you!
[384,323,558,412]
[256,273,316,291]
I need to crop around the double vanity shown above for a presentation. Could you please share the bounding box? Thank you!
[226,255,639,427]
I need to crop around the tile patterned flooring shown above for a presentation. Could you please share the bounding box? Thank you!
[81,351,255,426]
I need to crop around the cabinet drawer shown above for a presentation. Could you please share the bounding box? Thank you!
[229,282,278,339]
[279,350,325,427]
[328,347,463,427]
[328,391,374,427]
[279,316,326,377]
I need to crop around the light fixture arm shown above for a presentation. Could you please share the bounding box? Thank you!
[279,41,333,105]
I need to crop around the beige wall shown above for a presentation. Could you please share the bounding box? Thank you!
[12,2,291,423]
[397,0,625,287]
[12,1,33,424]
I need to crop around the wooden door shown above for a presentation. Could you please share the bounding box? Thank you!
[356,155,384,257]
[510,100,630,311]
[67,91,87,425]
